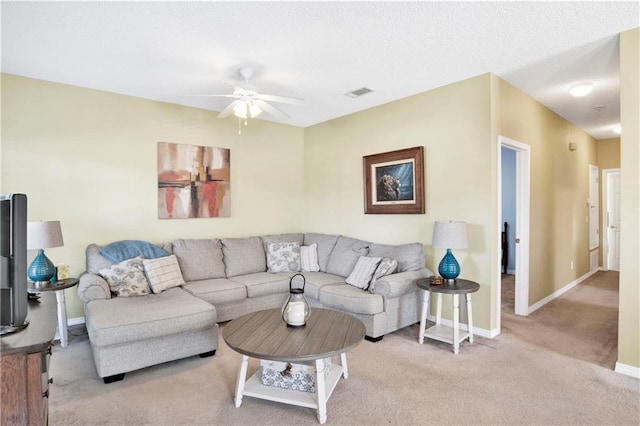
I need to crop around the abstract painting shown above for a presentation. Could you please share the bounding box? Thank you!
[158,142,230,219]
[363,146,425,214]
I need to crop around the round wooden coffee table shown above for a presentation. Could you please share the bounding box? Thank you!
[223,308,365,424]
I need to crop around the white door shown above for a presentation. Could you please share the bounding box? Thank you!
[588,165,599,250]
[606,171,621,271]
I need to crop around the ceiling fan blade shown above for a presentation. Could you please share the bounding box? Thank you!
[255,93,304,105]
[254,100,289,119]
[182,94,240,98]
[217,100,241,119]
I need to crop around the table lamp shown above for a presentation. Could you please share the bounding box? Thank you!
[432,221,468,283]
[27,221,64,286]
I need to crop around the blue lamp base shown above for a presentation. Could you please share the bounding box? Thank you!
[27,249,56,285]
[438,249,460,282]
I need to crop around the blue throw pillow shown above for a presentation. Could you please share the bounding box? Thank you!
[100,240,169,263]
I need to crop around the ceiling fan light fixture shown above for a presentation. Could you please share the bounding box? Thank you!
[613,124,621,135]
[569,82,593,97]
[233,101,262,119]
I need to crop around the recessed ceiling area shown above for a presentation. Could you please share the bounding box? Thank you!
[2,2,638,139]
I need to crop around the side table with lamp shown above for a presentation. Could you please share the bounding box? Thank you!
[26,220,77,347]
[418,220,480,354]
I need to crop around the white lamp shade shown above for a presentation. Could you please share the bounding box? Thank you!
[27,221,64,250]
[432,221,468,249]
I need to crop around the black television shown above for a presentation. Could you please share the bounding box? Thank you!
[0,193,29,334]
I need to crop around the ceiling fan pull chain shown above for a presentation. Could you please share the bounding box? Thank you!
[238,117,242,135]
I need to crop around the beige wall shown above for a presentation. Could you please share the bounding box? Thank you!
[1,74,305,319]
[597,138,621,170]
[304,74,496,330]
[596,138,621,266]
[493,76,598,306]
[617,28,639,372]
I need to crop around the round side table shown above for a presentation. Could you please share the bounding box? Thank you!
[28,278,79,347]
[416,278,480,354]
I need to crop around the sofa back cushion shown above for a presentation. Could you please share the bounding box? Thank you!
[326,236,370,277]
[221,236,266,277]
[261,233,305,251]
[172,238,225,281]
[303,233,339,272]
[368,242,425,272]
[86,244,113,274]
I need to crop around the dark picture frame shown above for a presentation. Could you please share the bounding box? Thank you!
[363,146,425,214]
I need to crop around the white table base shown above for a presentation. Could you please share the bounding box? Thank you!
[418,290,475,354]
[234,353,349,424]
[55,289,69,347]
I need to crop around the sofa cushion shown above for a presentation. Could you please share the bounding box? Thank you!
[346,256,382,290]
[261,233,305,251]
[319,284,384,315]
[86,244,113,274]
[229,272,291,298]
[303,233,339,272]
[369,257,398,293]
[326,236,370,277]
[86,287,216,348]
[221,237,266,277]
[300,243,320,272]
[285,272,345,300]
[142,255,186,293]
[172,238,225,281]
[266,242,301,273]
[98,256,151,297]
[182,278,247,305]
[368,242,425,272]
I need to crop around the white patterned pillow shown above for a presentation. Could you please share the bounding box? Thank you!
[368,257,398,293]
[267,242,301,273]
[98,256,151,297]
[300,243,320,272]
[142,254,186,293]
[346,256,382,290]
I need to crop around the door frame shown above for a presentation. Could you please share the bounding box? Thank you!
[497,136,531,327]
[602,168,621,270]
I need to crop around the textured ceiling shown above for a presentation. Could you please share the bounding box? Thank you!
[2,2,638,139]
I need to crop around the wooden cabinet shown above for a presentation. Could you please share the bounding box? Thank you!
[1,292,56,425]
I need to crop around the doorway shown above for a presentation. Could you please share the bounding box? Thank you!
[602,169,621,271]
[497,136,531,332]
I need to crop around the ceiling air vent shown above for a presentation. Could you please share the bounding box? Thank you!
[345,87,373,98]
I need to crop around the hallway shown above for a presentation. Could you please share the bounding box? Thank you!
[501,271,619,369]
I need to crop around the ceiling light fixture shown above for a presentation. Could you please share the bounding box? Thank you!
[233,100,263,120]
[569,83,593,97]
[613,124,621,135]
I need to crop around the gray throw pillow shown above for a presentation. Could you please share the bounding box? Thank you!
[346,256,382,290]
[98,256,151,297]
[142,255,186,294]
[368,258,398,293]
[266,242,301,273]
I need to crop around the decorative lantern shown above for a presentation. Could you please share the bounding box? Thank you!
[282,273,310,327]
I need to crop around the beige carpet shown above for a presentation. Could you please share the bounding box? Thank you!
[49,271,639,425]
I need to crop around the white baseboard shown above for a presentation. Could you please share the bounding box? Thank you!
[426,315,496,339]
[615,362,640,379]
[528,269,599,315]
[68,316,86,327]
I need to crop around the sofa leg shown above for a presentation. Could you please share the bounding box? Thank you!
[103,373,125,384]
[199,350,216,358]
[365,335,383,343]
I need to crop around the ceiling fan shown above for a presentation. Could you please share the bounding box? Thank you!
[196,67,303,122]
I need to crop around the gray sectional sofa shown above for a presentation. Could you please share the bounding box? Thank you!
[78,232,433,382]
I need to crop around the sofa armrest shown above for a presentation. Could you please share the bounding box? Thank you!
[78,272,111,303]
[371,268,433,298]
